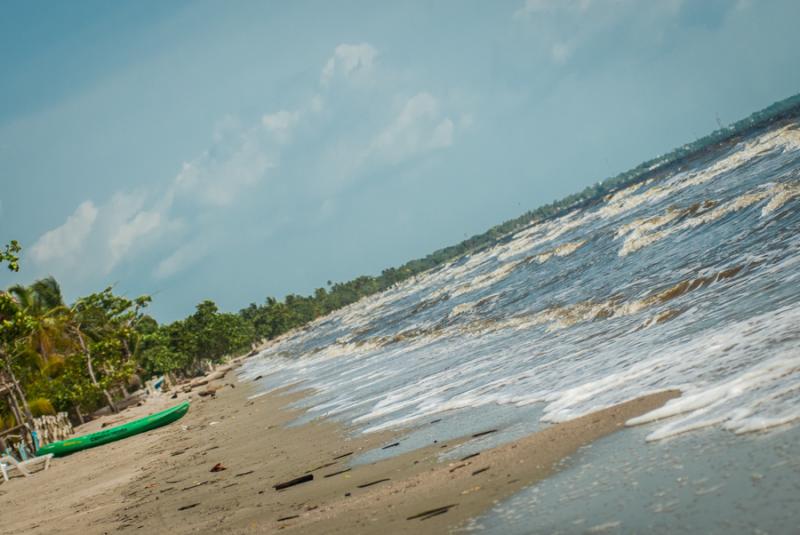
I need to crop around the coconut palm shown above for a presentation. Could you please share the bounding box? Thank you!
[7,277,71,372]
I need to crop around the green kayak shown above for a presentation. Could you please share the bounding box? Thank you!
[37,401,190,457]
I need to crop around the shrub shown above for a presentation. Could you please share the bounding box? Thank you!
[44,354,66,377]
[29,398,56,417]
[0,412,16,430]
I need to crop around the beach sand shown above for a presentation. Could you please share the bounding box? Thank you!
[0,367,679,534]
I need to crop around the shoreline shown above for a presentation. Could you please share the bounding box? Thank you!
[0,366,679,534]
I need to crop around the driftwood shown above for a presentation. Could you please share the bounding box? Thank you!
[187,364,234,390]
[323,468,351,478]
[356,478,390,488]
[273,474,313,490]
[406,504,458,520]
[182,481,210,491]
[205,369,229,382]
[188,378,209,389]
[197,387,219,398]
[305,461,337,473]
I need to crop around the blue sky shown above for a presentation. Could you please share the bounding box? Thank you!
[1,0,799,321]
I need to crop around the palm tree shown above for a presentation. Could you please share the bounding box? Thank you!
[7,281,69,408]
[4,277,73,423]
[7,277,70,371]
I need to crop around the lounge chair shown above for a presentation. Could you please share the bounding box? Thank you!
[0,453,53,482]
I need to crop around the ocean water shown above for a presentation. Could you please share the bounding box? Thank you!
[464,425,800,534]
[242,120,800,531]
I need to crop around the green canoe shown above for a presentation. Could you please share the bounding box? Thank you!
[37,401,190,457]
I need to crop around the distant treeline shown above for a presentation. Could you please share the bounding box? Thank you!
[1,93,799,428]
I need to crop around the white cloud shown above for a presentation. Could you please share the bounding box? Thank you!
[32,103,298,280]
[174,125,275,207]
[262,109,300,141]
[154,240,209,279]
[99,192,177,274]
[321,43,378,86]
[513,0,686,64]
[29,190,180,279]
[27,41,470,287]
[430,118,454,148]
[30,200,98,267]
[108,210,162,269]
[368,92,455,165]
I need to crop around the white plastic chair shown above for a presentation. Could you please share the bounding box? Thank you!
[0,453,53,482]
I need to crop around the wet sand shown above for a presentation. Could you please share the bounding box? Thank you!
[0,369,679,534]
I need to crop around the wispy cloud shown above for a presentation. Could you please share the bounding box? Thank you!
[321,43,378,86]
[154,239,209,279]
[367,92,455,165]
[262,109,301,142]
[513,0,689,64]
[29,191,182,278]
[30,200,98,268]
[173,137,274,208]
[108,209,162,268]
[29,41,467,283]
[31,108,286,280]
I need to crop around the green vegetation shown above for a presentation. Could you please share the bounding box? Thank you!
[2,92,799,435]
[1,240,21,272]
[139,300,254,378]
[0,266,255,430]
[28,398,56,417]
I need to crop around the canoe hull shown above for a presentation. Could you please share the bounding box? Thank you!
[37,401,190,457]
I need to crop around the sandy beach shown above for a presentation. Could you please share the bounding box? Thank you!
[0,366,679,534]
